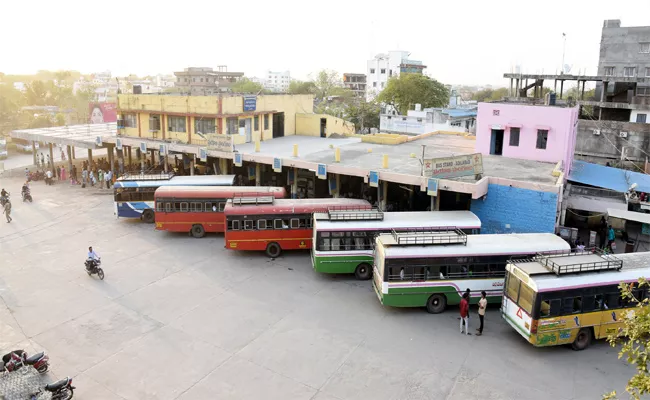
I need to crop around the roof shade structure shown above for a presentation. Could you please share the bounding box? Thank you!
[10,123,117,149]
[569,160,650,193]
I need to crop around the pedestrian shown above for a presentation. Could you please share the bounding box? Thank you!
[56,166,61,180]
[3,200,12,223]
[105,170,112,189]
[61,166,66,182]
[40,153,44,166]
[82,168,88,186]
[459,292,470,335]
[98,169,104,188]
[608,225,616,252]
[476,291,487,336]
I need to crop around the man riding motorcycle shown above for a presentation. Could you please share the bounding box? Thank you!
[86,246,101,271]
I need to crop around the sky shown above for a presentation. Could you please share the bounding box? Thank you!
[1,0,649,86]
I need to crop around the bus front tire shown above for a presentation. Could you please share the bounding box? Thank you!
[354,263,372,280]
[266,242,281,258]
[571,328,592,351]
[191,224,205,238]
[426,294,447,314]
[142,210,155,224]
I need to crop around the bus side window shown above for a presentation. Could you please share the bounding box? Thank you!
[230,220,240,230]
[165,203,172,213]
[319,232,330,251]
[274,219,283,229]
[540,299,561,317]
[156,202,164,212]
[582,295,596,312]
[562,297,582,314]
[180,202,189,212]
[174,202,181,211]
[257,220,267,230]
[218,202,226,212]
[244,220,254,230]
[606,292,620,309]
[290,218,300,229]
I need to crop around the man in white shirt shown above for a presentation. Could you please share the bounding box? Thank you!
[476,291,487,336]
[87,246,100,269]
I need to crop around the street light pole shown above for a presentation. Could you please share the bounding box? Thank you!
[561,33,567,74]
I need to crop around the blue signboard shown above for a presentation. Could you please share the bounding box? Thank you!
[369,171,379,187]
[234,152,243,167]
[115,138,123,150]
[427,178,439,196]
[248,165,256,181]
[329,176,337,195]
[287,168,295,185]
[140,142,147,153]
[317,163,327,180]
[243,95,257,112]
[199,148,207,161]
[273,157,282,172]
[159,144,167,155]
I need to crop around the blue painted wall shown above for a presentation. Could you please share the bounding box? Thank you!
[470,184,558,234]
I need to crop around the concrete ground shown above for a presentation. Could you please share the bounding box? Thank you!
[0,175,635,400]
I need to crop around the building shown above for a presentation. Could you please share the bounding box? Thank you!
[264,71,290,93]
[174,66,244,95]
[366,51,426,100]
[343,73,367,98]
[380,106,476,135]
[475,101,578,176]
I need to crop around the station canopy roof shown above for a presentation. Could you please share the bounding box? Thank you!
[568,160,650,194]
[10,123,117,149]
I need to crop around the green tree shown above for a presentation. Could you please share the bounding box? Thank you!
[345,100,380,132]
[230,78,264,94]
[472,87,510,102]
[287,80,316,95]
[0,83,24,135]
[377,74,448,115]
[23,80,53,106]
[605,278,650,400]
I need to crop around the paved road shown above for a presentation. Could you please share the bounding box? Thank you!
[0,175,635,400]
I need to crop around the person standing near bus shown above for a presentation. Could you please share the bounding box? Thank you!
[476,291,487,336]
[3,200,12,223]
[459,292,470,335]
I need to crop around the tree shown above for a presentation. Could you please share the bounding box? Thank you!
[472,87,510,102]
[287,80,316,95]
[230,78,264,94]
[0,83,24,135]
[377,74,449,115]
[23,80,53,106]
[345,100,380,132]
[605,278,650,400]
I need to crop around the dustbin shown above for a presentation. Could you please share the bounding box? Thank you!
[625,240,635,253]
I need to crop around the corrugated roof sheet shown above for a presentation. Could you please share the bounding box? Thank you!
[568,160,650,193]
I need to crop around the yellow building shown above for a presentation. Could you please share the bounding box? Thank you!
[117,94,355,145]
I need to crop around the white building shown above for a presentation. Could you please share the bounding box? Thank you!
[264,70,290,92]
[366,51,426,100]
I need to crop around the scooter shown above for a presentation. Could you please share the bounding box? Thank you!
[1,349,50,373]
[85,258,105,280]
[30,376,75,400]
[22,189,33,202]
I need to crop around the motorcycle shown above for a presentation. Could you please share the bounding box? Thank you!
[85,258,105,280]
[1,349,50,373]
[22,189,33,202]
[30,376,75,400]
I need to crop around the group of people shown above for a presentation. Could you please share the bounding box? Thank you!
[459,289,488,336]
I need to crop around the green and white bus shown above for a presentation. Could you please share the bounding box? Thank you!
[372,231,571,313]
[312,210,481,280]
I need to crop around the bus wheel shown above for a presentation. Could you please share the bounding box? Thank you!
[266,242,281,258]
[354,263,372,280]
[142,210,155,224]
[191,224,205,238]
[426,294,447,314]
[571,328,592,351]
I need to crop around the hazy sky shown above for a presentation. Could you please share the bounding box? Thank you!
[2,0,648,86]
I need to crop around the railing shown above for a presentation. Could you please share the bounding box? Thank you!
[515,250,624,276]
[569,185,627,201]
[387,270,506,282]
[390,228,467,246]
[118,171,175,181]
[231,196,274,206]
[327,209,384,221]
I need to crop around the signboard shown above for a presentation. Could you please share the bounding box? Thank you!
[643,223,650,236]
[287,168,295,186]
[159,144,167,155]
[243,95,257,112]
[89,102,117,124]
[247,165,256,181]
[95,136,102,146]
[427,178,439,196]
[273,157,282,173]
[369,171,379,188]
[116,138,123,150]
[317,163,327,180]
[206,134,234,153]
[329,176,337,195]
[199,148,208,161]
[140,142,147,153]
[234,152,243,167]
[424,153,484,179]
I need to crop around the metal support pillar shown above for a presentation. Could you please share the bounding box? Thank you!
[255,163,261,186]
[66,145,73,177]
[107,145,115,175]
[127,146,132,165]
[380,181,388,211]
[291,167,298,199]
[87,148,93,166]
[560,80,564,98]
[32,141,37,166]
[48,143,54,172]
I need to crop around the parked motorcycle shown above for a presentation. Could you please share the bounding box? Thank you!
[85,258,105,280]
[30,377,75,400]
[22,189,33,202]
[0,350,23,373]
[1,349,49,373]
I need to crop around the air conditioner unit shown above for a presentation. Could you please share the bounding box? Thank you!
[593,129,601,135]
[619,131,628,138]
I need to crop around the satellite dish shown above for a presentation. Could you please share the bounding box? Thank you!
[563,64,572,74]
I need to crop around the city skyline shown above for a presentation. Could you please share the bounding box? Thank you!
[1,0,649,86]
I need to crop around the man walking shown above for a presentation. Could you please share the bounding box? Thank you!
[476,291,487,336]
[459,292,470,335]
[3,200,12,223]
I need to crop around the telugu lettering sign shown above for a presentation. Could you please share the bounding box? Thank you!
[206,134,234,153]
[423,153,483,179]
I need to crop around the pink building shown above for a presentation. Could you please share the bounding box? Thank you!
[475,102,579,176]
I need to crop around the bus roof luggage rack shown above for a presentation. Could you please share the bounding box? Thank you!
[118,172,175,181]
[534,250,623,276]
[327,209,384,221]
[390,228,467,246]
[231,196,275,206]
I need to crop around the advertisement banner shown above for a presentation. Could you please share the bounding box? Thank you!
[423,153,484,179]
[234,152,243,167]
[206,134,234,153]
[317,163,327,180]
[89,103,117,124]
[273,158,282,173]
[427,178,439,197]
[369,171,379,188]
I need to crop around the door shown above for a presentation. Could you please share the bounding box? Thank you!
[490,129,504,155]
[245,118,252,143]
[320,118,327,138]
[272,113,285,138]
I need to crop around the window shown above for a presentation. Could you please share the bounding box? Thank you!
[505,274,520,301]
[373,82,377,88]
[389,70,393,77]
[518,284,535,314]
[149,114,161,131]
[637,113,647,123]
[536,129,548,149]
[380,82,384,88]
[200,78,204,82]
[194,119,216,134]
[190,202,202,212]
[640,42,650,53]
[258,220,267,230]
[205,202,216,212]
[230,220,240,230]
[226,117,238,135]
[274,219,284,229]
[638,87,650,96]
[192,78,196,82]
[168,116,186,132]
[264,114,269,130]
[254,116,259,131]
[646,68,650,77]
[244,220,254,230]
[180,202,188,212]
[156,202,164,212]
[540,299,561,318]
[604,67,615,76]
[290,218,300,229]
[380,68,386,74]
[509,127,520,146]
[165,202,172,212]
[124,114,137,128]
[370,68,375,74]
[624,67,636,77]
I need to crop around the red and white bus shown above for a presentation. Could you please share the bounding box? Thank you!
[224,197,372,257]
[154,186,287,238]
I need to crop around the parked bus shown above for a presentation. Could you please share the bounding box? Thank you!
[501,251,650,350]
[113,173,235,223]
[312,210,481,280]
[372,231,571,313]
[224,197,371,258]
[154,186,287,237]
